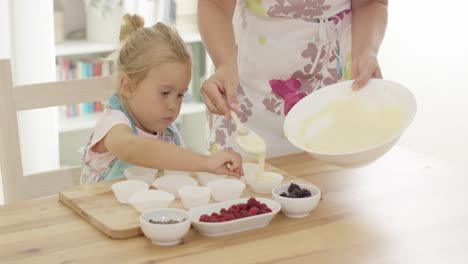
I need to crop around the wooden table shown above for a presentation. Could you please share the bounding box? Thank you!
[1,147,467,264]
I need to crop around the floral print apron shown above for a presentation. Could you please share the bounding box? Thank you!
[208,0,352,158]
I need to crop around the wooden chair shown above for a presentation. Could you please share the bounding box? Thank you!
[0,59,116,203]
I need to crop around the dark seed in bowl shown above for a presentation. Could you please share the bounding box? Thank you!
[149,218,186,224]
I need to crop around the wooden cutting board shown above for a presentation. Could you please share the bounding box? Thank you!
[59,162,315,239]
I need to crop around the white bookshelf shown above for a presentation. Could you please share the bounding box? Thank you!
[55,32,201,57]
[59,102,206,133]
[55,41,116,56]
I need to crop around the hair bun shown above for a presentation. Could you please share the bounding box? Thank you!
[119,13,145,42]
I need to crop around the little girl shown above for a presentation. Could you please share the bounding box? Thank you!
[81,14,243,184]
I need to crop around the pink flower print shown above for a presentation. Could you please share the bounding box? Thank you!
[270,79,301,96]
[221,118,236,136]
[269,79,307,115]
[263,97,282,115]
[237,104,252,123]
[330,9,350,25]
[302,43,318,63]
[215,129,227,146]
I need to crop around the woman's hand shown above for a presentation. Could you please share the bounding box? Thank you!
[206,149,243,178]
[351,50,382,90]
[201,63,239,118]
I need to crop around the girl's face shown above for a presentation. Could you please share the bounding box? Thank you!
[122,61,191,134]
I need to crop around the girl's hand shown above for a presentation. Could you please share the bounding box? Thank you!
[200,63,239,118]
[206,150,243,178]
[351,50,383,90]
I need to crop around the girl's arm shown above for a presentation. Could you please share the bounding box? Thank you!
[103,124,241,176]
[351,0,388,89]
[198,0,239,117]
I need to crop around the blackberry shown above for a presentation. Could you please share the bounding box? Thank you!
[288,183,301,193]
[302,189,312,197]
[280,192,288,197]
[290,189,303,198]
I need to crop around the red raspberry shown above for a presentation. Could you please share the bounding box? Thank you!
[258,208,267,215]
[199,214,210,222]
[217,217,226,222]
[229,205,240,213]
[256,201,262,207]
[259,203,268,210]
[239,210,249,218]
[211,212,220,218]
[233,212,241,219]
[247,197,258,209]
[265,208,272,213]
[209,216,218,222]
[248,206,259,216]
[220,208,228,214]
[238,203,248,211]
[224,213,235,221]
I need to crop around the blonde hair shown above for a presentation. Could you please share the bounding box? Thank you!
[112,14,191,89]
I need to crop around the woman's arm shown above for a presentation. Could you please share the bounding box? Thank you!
[198,0,239,117]
[351,0,388,89]
[198,0,237,72]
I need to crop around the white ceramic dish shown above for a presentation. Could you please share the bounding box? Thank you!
[111,180,149,204]
[246,171,284,195]
[160,170,194,176]
[189,198,281,237]
[196,172,227,186]
[152,174,198,198]
[242,162,260,184]
[284,79,417,167]
[178,186,211,209]
[124,166,157,185]
[207,179,245,202]
[139,208,191,246]
[272,183,321,218]
[128,190,175,213]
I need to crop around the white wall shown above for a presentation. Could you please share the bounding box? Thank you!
[0,0,9,204]
[10,0,59,175]
[380,0,468,164]
[0,0,10,58]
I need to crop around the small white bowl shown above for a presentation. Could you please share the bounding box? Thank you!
[207,179,246,202]
[128,190,175,213]
[152,174,198,198]
[178,186,211,209]
[272,183,321,218]
[161,170,193,176]
[111,180,149,204]
[139,208,191,246]
[196,172,227,186]
[246,171,284,195]
[242,162,260,184]
[124,166,157,185]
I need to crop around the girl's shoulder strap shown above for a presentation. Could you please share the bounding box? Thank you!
[166,124,183,146]
[108,93,138,134]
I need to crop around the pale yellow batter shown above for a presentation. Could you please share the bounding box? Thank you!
[290,96,407,154]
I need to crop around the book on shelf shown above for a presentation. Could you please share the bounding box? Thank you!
[56,57,114,120]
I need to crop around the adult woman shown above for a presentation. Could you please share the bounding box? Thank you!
[199,0,387,158]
